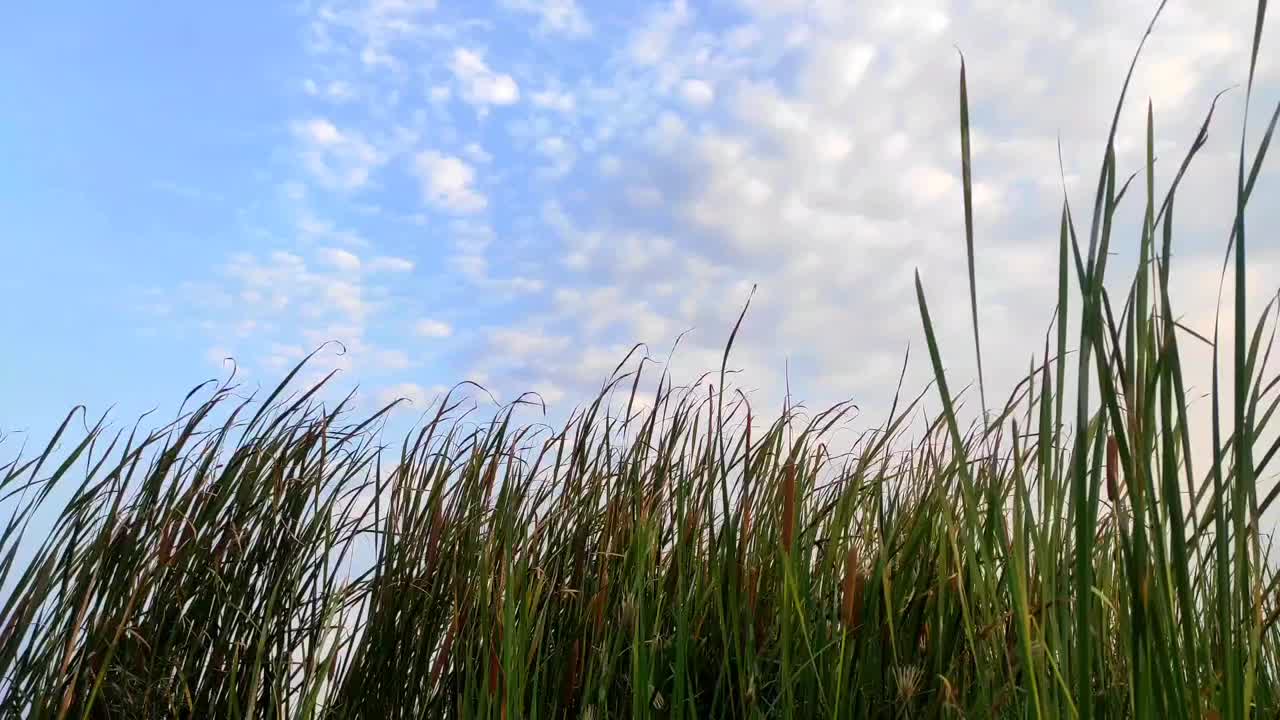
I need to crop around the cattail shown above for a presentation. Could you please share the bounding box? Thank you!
[561,639,581,707]
[157,520,176,566]
[59,583,94,678]
[429,613,460,690]
[1106,434,1120,504]
[685,501,703,545]
[841,545,865,630]
[57,682,76,719]
[488,646,500,697]
[741,408,754,548]
[426,506,446,571]
[781,462,796,552]
[180,519,196,556]
[589,588,607,633]
[483,457,499,504]
[621,592,636,629]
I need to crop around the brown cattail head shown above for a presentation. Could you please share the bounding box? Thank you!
[158,519,177,567]
[488,647,500,697]
[740,409,754,549]
[685,501,703,546]
[1106,434,1120,504]
[427,506,446,571]
[483,457,499,504]
[781,462,796,553]
[589,588,607,634]
[57,682,76,719]
[841,545,864,630]
[430,612,460,690]
[562,639,581,707]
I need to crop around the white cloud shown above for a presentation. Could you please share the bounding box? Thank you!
[679,78,715,107]
[304,79,357,102]
[206,346,234,368]
[368,255,415,272]
[441,0,1278,432]
[598,155,622,175]
[376,382,447,408]
[536,136,576,177]
[429,85,452,103]
[322,279,368,321]
[501,0,591,36]
[489,328,569,357]
[451,253,488,279]
[626,185,662,208]
[506,276,545,293]
[464,142,493,163]
[531,381,566,405]
[179,0,1280,439]
[450,49,520,110]
[629,0,691,66]
[309,0,438,73]
[415,318,453,338]
[413,151,487,212]
[264,343,307,370]
[293,118,385,191]
[318,247,362,272]
[199,250,417,387]
[374,348,412,370]
[532,88,577,113]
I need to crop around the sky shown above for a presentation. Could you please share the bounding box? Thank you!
[1,0,1279,454]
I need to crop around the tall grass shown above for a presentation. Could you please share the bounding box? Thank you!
[4,3,1280,717]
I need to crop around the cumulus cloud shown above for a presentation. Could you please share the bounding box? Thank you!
[536,136,576,177]
[367,256,415,272]
[489,328,570,357]
[179,247,436,403]
[318,247,362,272]
[293,119,385,191]
[169,0,1279,435]
[501,0,591,37]
[303,78,357,103]
[628,0,691,66]
[449,0,1278,431]
[416,319,453,338]
[532,88,577,113]
[376,381,449,407]
[450,49,520,110]
[679,78,715,107]
[413,151,487,212]
[464,142,493,164]
[308,0,438,72]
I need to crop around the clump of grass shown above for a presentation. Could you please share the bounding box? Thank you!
[3,2,1280,718]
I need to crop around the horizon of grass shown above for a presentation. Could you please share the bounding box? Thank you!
[3,2,1280,717]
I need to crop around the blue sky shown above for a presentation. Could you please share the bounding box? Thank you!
[2,0,1278,449]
